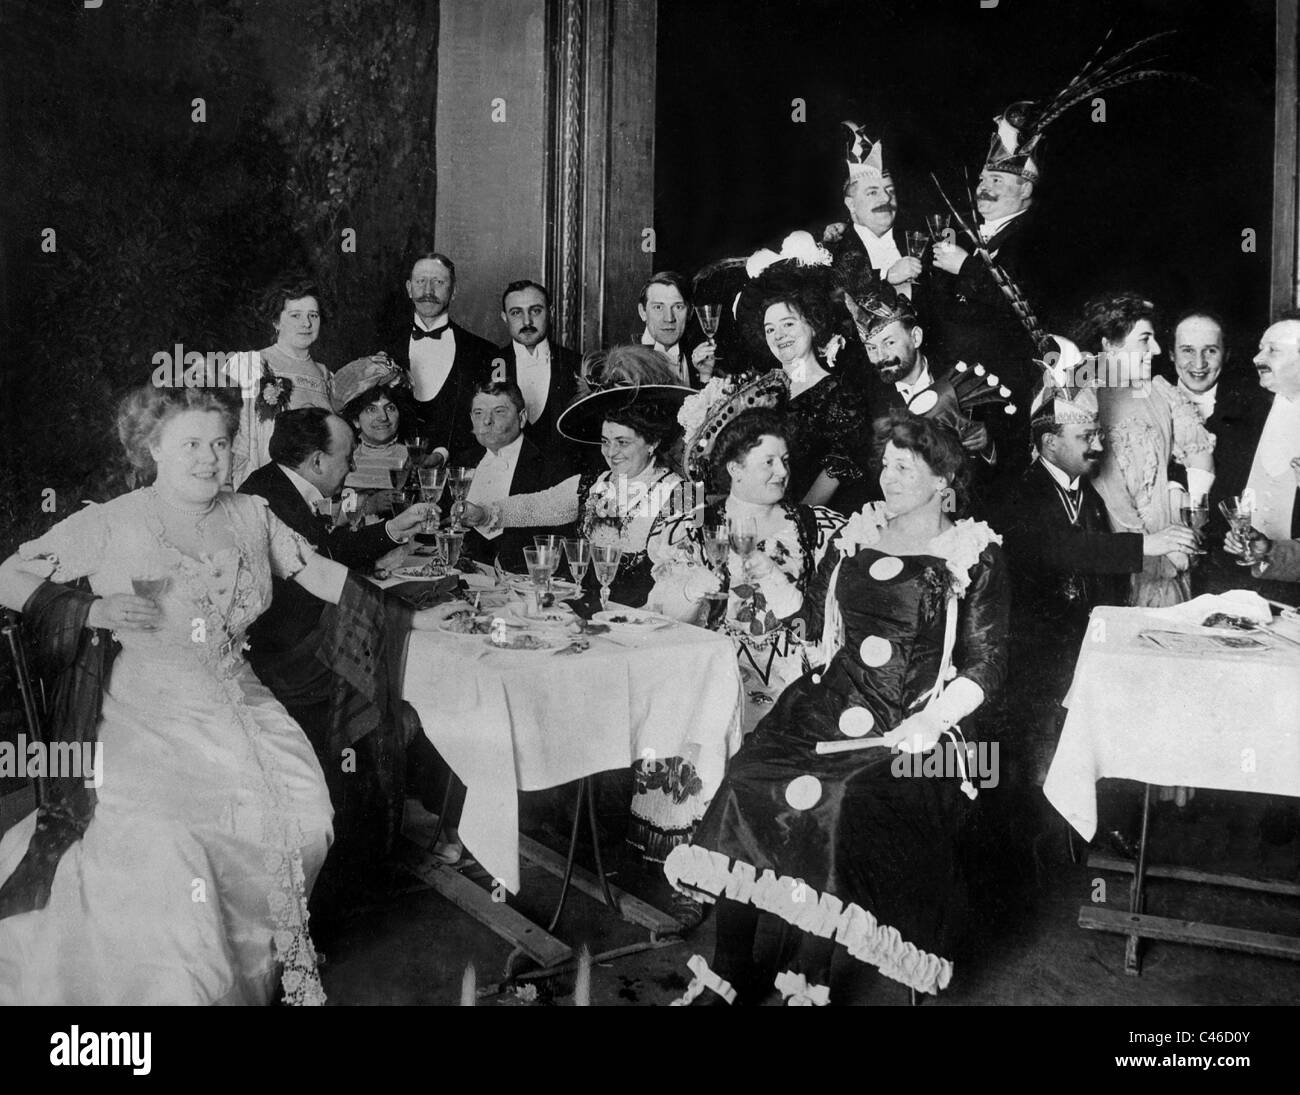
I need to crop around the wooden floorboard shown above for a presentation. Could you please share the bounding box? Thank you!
[1079,905,1300,961]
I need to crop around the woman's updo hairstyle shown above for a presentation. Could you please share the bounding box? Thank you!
[872,409,971,516]
[708,409,792,496]
[117,383,241,480]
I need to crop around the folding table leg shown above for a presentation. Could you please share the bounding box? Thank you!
[1124,782,1154,975]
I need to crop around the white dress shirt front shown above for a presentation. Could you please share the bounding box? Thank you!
[894,362,934,407]
[465,433,525,541]
[1246,393,1300,540]
[409,314,456,403]
[641,328,690,384]
[1177,381,1217,423]
[513,341,553,425]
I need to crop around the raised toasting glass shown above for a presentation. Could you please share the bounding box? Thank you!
[448,466,475,531]
[926,211,951,242]
[695,303,722,342]
[563,537,591,585]
[727,515,757,560]
[905,230,928,260]
[701,523,730,600]
[418,466,449,535]
[1218,495,1255,566]
[591,544,623,611]
[1179,500,1209,558]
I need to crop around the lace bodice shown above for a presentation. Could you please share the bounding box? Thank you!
[20,490,313,680]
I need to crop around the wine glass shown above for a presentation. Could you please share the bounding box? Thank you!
[448,466,475,531]
[926,211,951,242]
[532,539,561,592]
[130,568,169,631]
[435,529,464,572]
[727,516,757,559]
[1179,500,1209,558]
[386,467,413,518]
[563,537,591,585]
[314,497,344,526]
[591,544,623,610]
[701,524,730,601]
[695,304,722,343]
[418,466,449,536]
[523,546,556,612]
[1218,495,1255,567]
[905,230,928,261]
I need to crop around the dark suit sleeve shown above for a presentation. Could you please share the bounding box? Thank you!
[955,543,1010,705]
[319,520,397,567]
[1001,515,1144,575]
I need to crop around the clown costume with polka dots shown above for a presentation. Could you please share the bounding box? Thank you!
[664,484,1008,1004]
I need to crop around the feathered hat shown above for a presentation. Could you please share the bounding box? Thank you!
[678,371,790,480]
[733,232,848,366]
[1030,335,1098,430]
[843,120,888,184]
[983,31,1189,181]
[557,346,693,445]
[841,279,916,343]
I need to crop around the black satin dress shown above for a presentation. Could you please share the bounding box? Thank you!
[667,534,1009,997]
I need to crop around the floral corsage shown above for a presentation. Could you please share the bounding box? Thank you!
[730,533,800,639]
[583,478,628,535]
[256,366,293,421]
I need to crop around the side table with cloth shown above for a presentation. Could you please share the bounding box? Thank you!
[401,618,744,894]
[1044,604,1300,971]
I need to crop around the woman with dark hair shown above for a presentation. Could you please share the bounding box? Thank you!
[332,355,421,521]
[633,382,847,880]
[0,383,458,1005]
[457,347,692,608]
[1074,292,1215,606]
[231,276,335,487]
[664,411,1009,1005]
[734,234,870,508]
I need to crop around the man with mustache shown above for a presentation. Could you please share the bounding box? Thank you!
[929,143,1052,398]
[374,252,496,464]
[825,126,920,291]
[491,279,582,467]
[997,340,1195,795]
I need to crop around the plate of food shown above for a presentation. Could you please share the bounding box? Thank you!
[593,608,673,631]
[439,611,496,637]
[389,561,449,580]
[484,626,571,651]
[506,602,575,626]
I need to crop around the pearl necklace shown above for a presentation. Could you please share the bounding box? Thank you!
[151,486,219,538]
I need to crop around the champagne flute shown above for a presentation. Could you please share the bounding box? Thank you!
[1218,496,1255,567]
[1179,501,1209,557]
[523,546,555,612]
[386,467,412,518]
[533,538,561,592]
[694,304,722,342]
[701,524,730,601]
[563,537,591,586]
[418,466,449,538]
[905,230,928,260]
[591,544,623,610]
[926,211,951,242]
[448,466,475,531]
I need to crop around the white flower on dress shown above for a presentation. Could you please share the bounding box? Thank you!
[832,503,890,558]
[677,376,729,438]
[929,519,1002,597]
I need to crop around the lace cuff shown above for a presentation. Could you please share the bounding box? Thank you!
[930,676,985,729]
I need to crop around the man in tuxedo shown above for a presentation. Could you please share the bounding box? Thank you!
[1161,311,1267,550]
[380,251,497,462]
[930,163,1047,397]
[996,377,1195,848]
[638,270,714,387]
[492,280,582,465]
[239,408,427,661]
[239,408,439,913]
[824,122,922,299]
[454,380,574,572]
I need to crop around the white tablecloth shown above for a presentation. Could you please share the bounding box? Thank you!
[402,617,744,891]
[1043,606,1300,840]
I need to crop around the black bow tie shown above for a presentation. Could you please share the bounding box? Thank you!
[411,324,448,341]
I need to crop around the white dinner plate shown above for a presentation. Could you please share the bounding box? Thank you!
[592,608,673,631]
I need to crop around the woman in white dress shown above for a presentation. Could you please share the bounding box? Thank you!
[0,383,454,1005]
[231,278,336,487]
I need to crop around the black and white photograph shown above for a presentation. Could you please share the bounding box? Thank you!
[0,0,1297,1042]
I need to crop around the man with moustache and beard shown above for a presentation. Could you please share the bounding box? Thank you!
[376,252,496,463]
[996,339,1195,795]
[491,280,583,467]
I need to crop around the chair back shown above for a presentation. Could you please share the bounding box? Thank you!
[1,608,47,807]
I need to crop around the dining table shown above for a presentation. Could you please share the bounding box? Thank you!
[1043,602,1300,973]
[387,563,745,970]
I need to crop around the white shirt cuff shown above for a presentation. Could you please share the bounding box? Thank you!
[930,676,986,729]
